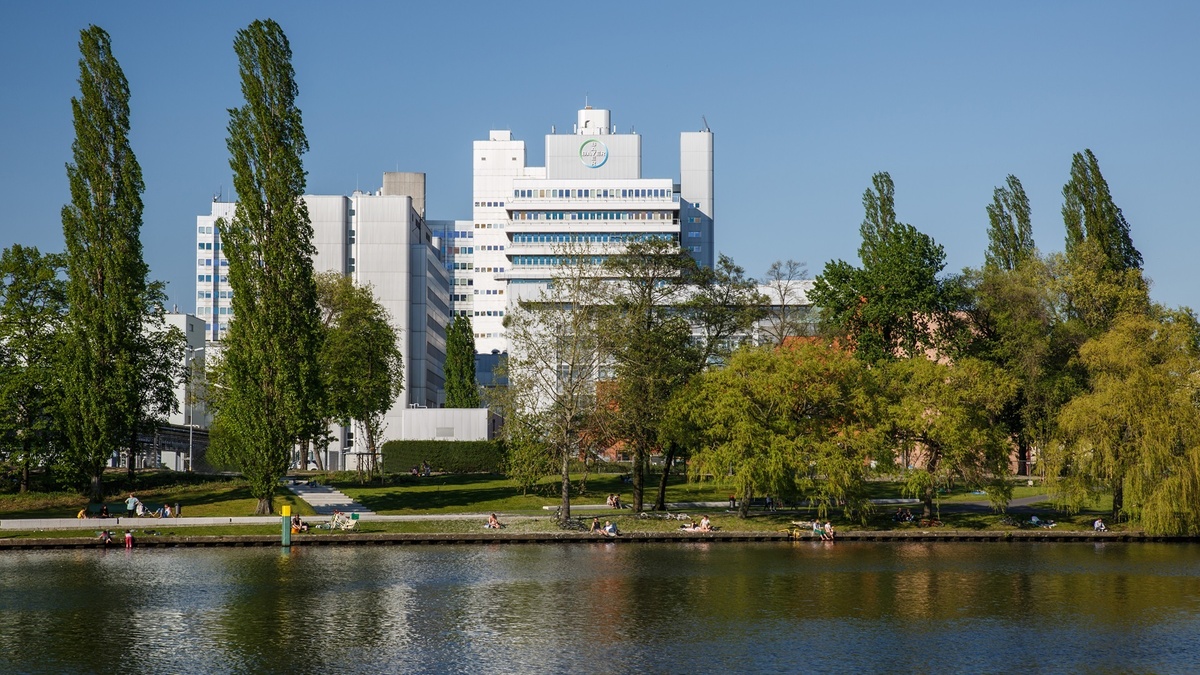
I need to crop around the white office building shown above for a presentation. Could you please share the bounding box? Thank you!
[469,105,714,354]
[196,174,450,468]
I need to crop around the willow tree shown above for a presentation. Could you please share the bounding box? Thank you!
[444,315,479,408]
[59,26,149,499]
[681,340,880,519]
[210,20,322,514]
[880,356,1017,518]
[1048,311,1200,533]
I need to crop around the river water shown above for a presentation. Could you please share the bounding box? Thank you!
[0,541,1197,674]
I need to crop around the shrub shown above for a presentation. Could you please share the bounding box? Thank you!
[381,440,505,474]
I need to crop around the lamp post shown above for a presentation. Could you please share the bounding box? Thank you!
[184,345,205,472]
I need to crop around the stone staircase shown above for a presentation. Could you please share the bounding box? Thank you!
[284,480,375,515]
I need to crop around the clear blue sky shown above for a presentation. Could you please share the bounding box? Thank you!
[2,2,1197,312]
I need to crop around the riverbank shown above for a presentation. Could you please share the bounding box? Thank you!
[2,528,1195,550]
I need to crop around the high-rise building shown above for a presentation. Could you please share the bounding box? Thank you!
[469,105,714,354]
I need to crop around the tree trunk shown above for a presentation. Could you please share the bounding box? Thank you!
[90,473,104,503]
[1112,482,1123,523]
[632,446,645,512]
[255,496,273,516]
[1016,435,1029,477]
[922,451,941,519]
[19,435,31,493]
[738,486,751,519]
[127,424,138,481]
[653,443,676,511]
[559,451,571,524]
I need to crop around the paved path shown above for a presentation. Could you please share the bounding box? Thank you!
[284,480,375,515]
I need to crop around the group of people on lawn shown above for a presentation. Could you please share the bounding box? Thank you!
[76,494,177,519]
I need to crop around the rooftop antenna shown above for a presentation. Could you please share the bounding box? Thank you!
[701,115,710,132]
[213,185,222,202]
[585,92,590,109]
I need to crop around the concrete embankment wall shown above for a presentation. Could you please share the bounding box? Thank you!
[2,530,1196,551]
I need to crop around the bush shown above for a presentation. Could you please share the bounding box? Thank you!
[381,440,505,474]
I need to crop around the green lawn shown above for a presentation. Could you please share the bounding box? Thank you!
[0,472,314,519]
[330,472,734,515]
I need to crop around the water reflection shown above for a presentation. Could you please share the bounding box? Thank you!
[0,542,1196,673]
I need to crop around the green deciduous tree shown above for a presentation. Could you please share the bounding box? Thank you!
[59,26,150,499]
[0,246,67,491]
[316,273,403,481]
[811,172,960,363]
[880,356,1017,518]
[984,175,1035,272]
[682,340,880,519]
[1047,310,1200,533]
[210,19,322,514]
[444,315,480,408]
[600,238,698,512]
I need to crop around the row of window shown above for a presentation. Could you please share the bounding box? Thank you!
[474,201,505,208]
[205,322,229,333]
[198,242,221,251]
[512,211,674,222]
[197,306,233,316]
[198,226,219,235]
[513,188,670,199]
[474,223,505,229]
[474,310,505,317]
[197,290,234,299]
[445,230,474,239]
[197,274,229,283]
[477,289,504,295]
[512,256,608,267]
[198,258,230,267]
[511,232,676,245]
[474,332,502,338]
[451,294,472,303]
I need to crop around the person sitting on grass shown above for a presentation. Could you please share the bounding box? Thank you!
[99,504,109,518]
[1094,518,1107,532]
[821,521,835,541]
[699,515,712,532]
[291,514,308,533]
[77,507,88,519]
[486,513,503,529]
[602,520,619,537]
[590,517,602,534]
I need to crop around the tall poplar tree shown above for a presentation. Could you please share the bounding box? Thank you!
[1062,149,1142,273]
[984,175,1035,272]
[59,26,148,499]
[444,315,480,408]
[210,19,322,514]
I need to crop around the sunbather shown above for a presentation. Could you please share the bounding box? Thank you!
[602,520,619,537]
[486,513,503,529]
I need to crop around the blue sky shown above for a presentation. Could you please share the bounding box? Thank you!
[2,2,1197,312]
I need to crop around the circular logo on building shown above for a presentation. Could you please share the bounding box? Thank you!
[579,139,609,168]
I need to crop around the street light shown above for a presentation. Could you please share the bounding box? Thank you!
[184,345,206,472]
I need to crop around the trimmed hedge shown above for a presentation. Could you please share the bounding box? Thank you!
[381,440,505,474]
